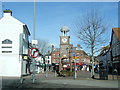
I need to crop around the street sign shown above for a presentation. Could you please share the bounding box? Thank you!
[31,48,39,58]
[32,40,38,45]
[72,56,79,59]
[23,55,28,60]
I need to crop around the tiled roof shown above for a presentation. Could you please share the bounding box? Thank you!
[112,28,120,41]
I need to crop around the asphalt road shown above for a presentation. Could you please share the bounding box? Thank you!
[1,70,119,90]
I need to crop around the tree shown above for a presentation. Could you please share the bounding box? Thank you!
[74,10,108,78]
[37,39,52,55]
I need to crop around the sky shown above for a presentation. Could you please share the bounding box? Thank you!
[0,2,118,55]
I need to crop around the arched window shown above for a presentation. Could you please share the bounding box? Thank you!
[2,39,12,44]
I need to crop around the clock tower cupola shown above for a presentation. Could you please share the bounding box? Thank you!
[60,26,70,45]
[60,26,69,36]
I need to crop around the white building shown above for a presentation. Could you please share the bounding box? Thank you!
[0,10,30,77]
[36,55,44,73]
[45,54,52,65]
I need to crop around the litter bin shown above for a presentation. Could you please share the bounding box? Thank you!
[112,69,118,80]
[99,68,108,80]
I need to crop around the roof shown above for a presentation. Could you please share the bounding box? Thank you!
[60,26,69,32]
[45,53,51,56]
[23,25,31,36]
[112,28,120,41]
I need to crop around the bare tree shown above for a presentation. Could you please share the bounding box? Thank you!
[37,39,52,55]
[74,10,108,78]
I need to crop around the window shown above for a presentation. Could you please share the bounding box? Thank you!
[53,54,56,57]
[2,39,12,44]
[58,54,60,57]
[76,53,79,56]
[53,59,56,63]
[23,34,26,40]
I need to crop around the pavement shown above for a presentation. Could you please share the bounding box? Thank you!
[0,70,120,89]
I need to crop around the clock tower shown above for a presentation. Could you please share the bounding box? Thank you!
[59,26,70,71]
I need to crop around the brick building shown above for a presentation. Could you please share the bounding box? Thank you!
[51,47,60,64]
[51,44,90,66]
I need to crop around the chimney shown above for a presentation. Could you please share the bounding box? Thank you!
[3,9,12,17]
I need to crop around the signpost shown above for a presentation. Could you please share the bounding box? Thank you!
[72,49,77,79]
[31,48,39,83]
[74,57,77,79]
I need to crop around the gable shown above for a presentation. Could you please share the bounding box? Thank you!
[112,28,120,41]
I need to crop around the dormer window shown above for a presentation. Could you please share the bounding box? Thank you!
[2,39,12,44]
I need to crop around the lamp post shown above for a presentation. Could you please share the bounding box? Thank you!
[33,0,36,40]
[31,0,36,84]
[69,51,72,72]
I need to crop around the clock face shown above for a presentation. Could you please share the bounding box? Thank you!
[62,38,67,43]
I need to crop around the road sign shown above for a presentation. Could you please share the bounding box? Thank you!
[72,56,79,59]
[32,40,38,45]
[31,48,39,58]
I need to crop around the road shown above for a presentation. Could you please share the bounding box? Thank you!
[1,70,119,89]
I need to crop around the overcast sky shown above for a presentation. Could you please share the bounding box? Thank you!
[0,2,118,54]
